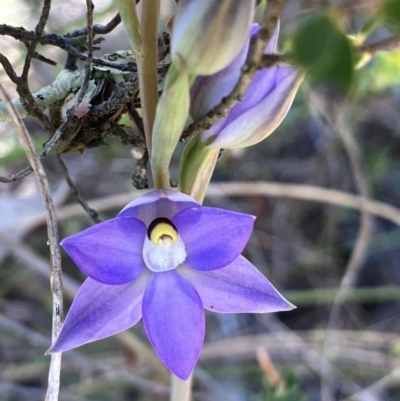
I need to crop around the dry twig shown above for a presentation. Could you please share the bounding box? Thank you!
[56,155,101,224]
[7,181,400,231]
[0,83,63,400]
[307,90,374,401]
[0,166,33,183]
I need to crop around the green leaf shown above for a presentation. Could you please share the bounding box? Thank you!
[381,0,400,27]
[293,13,354,93]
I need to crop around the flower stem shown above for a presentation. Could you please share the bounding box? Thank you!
[137,0,160,155]
[178,136,219,202]
[112,0,143,57]
[153,168,171,190]
[113,0,163,187]
[170,373,193,401]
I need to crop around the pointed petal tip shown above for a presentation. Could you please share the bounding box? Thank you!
[44,346,62,356]
[172,369,194,381]
[143,271,204,383]
[275,297,297,312]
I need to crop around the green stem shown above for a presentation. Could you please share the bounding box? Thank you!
[153,168,171,190]
[178,136,219,202]
[137,0,160,156]
[285,285,400,306]
[112,0,142,56]
[170,373,193,401]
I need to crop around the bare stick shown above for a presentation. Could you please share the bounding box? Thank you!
[317,109,373,400]
[137,0,160,154]
[16,0,55,135]
[10,181,400,232]
[170,374,193,401]
[56,155,101,224]
[69,13,121,37]
[76,0,94,106]
[21,0,51,81]
[360,35,400,54]
[0,166,33,182]
[0,83,63,401]
[341,367,400,401]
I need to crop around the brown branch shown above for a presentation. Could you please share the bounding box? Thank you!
[0,24,138,72]
[0,53,18,83]
[11,182,400,232]
[31,51,57,66]
[41,110,83,156]
[68,13,121,37]
[56,154,101,224]
[37,0,96,158]
[15,0,55,135]
[0,166,33,183]
[308,95,374,400]
[0,82,63,401]
[261,53,287,67]
[360,35,400,54]
[180,0,287,142]
[76,0,94,105]
[21,0,51,81]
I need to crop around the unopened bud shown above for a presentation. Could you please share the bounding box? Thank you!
[190,23,303,149]
[171,0,255,76]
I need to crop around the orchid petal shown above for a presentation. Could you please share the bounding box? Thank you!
[223,67,278,123]
[190,25,256,121]
[266,22,280,53]
[207,67,301,149]
[179,256,294,313]
[61,217,147,284]
[190,23,278,123]
[173,206,255,270]
[142,270,204,380]
[47,273,150,353]
[119,190,198,226]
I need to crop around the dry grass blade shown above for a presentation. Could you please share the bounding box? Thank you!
[0,83,63,401]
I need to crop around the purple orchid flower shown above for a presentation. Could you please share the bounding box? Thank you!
[190,23,302,149]
[48,190,293,380]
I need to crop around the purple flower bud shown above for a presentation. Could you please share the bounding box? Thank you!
[190,23,303,149]
[171,0,255,76]
[47,190,293,380]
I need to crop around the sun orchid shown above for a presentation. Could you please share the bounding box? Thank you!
[190,24,303,149]
[48,190,293,380]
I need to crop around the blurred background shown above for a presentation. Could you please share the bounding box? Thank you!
[1,0,400,400]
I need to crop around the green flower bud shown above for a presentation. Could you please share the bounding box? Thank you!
[151,57,190,188]
[171,0,255,77]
